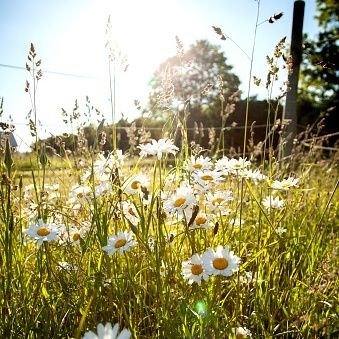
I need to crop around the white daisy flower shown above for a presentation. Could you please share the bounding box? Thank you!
[24,183,60,202]
[96,150,124,171]
[185,155,212,172]
[189,213,213,230]
[41,184,60,201]
[239,271,256,285]
[226,157,251,174]
[122,201,140,225]
[102,230,136,256]
[93,153,115,181]
[83,322,131,339]
[202,245,240,277]
[270,176,299,190]
[95,181,113,197]
[275,226,287,235]
[86,151,124,182]
[192,170,223,192]
[215,156,230,174]
[123,174,149,195]
[21,201,38,221]
[243,169,267,183]
[24,219,59,248]
[138,138,179,160]
[57,261,78,272]
[59,222,91,246]
[262,196,284,210]
[230,218,246,227]
[206,191,233,212]
[42,184,59,193]
[68,184,92,204]
[182,254,210,285]
[163,185,196,217]
[232,326,252,338]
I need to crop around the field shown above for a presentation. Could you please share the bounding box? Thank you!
[1,3,338,337]
[0,135,338,338]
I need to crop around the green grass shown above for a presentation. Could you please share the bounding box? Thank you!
[0,143,338,338]
[1,2,338,336]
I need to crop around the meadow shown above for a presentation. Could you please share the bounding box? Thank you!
[1,6,339,339]
[0,121,338,338]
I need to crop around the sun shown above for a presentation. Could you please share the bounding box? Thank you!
[104,0,180,61]
[100,0,186,119]
[29,0,189,145]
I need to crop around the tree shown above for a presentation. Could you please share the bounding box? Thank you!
[298,0,338,137]
[147,39,241,128]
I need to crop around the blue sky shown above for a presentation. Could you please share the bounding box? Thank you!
[0,0,318,151]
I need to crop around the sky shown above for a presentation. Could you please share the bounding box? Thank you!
[0,0,319,152]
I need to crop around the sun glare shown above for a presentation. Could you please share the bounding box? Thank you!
[56,0,186,125]
[105,0,180,66]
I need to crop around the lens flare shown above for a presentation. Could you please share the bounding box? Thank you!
[195,300,208,317]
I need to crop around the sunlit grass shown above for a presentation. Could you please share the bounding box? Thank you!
[1,3,338,338]
[1,138,338,337]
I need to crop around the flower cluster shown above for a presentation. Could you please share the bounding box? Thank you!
[21,149,300,252]
[24,219,92,248]
[182,245,240,285]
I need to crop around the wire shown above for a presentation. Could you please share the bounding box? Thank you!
[9,122,273,130]
[0,63,100,80]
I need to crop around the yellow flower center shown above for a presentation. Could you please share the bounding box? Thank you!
[191,264,203,275]
[37,227,50,236]
[174,197,186,208]
[72,233,80,241]
[195,216,207,225]
[236,333,247,339]
[213,257,228,270]
[114,239,127,248]
[77,192,84,198]
[131,180,141,190]
[201,175,213,181]
[193,163,202,169]
[212,197,224,205]
[281,182,291,187]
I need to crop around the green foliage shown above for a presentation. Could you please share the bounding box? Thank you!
[1,143,338,337]
[298,0,339,134]
[147,39,240,125]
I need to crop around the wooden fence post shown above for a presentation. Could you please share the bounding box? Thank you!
[280,0,305,159]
